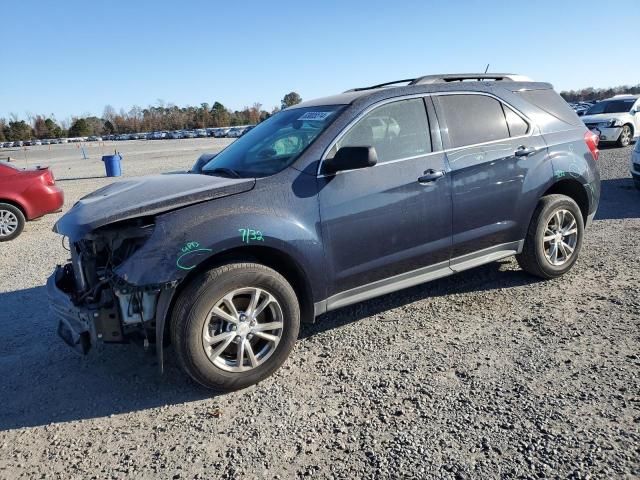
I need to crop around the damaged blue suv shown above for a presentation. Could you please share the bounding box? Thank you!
[49,73,600,391]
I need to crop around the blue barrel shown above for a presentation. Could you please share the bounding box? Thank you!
[102,154,122,177]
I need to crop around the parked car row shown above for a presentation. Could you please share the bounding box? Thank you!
[0,125,256,149]
[568,101,597,116]
[146,126,255,140]
[1,138,72,148]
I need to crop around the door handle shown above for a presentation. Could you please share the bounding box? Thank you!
[514,145,536,157]
[418,169,445,184]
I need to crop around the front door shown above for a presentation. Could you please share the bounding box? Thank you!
[318,97,452,297]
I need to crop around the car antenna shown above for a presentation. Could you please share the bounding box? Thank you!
[484,63,490,74]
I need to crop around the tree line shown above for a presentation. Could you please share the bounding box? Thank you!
[0,92,303,141]
[560,84,640,103]
[8,83,636,141]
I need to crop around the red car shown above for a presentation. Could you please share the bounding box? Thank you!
[0,161,64,241]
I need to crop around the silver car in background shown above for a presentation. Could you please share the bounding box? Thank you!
[582,95,640,147]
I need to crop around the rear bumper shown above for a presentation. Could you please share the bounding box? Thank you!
[47,266,96,354]
[28,186,64,220]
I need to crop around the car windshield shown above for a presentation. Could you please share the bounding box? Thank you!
[202,105,344,178]
[585,99,635,115]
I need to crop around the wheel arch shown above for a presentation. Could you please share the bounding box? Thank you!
[0,198,27,218]
[541,179,589,222]
[189,245,313,321]
[155,244,316,372]
[163,244,314,337]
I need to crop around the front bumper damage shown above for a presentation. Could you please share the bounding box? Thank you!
[48,265,96,354]
[48,262,177,371]
[587,126,622,143]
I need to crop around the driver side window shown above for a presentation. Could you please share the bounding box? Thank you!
[335,98,432,164]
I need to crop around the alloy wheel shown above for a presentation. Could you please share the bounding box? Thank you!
[620,126,631,146]
[0,209,19,237]
[202,287,284,372]
[542,209,578,266]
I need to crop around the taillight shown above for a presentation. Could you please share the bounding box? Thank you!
[584,130,599,161]
[41,169,55,186]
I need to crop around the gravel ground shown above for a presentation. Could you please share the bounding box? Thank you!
[0,140,638,479]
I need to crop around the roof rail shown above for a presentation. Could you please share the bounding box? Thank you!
[344,78,416,93]
[410,73,532,85]
[344,73,533,93]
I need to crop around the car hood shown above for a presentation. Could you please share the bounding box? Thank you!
[582,113,632,123]
[54,173,255,239]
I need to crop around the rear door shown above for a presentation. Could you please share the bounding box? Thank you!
[433,93,548,265]
[318,97,452,298]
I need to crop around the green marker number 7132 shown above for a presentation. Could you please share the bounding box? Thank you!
[239,228,264,243]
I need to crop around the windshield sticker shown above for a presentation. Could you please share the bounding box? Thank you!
[298,111,332,121]
[176,241,212,271]
[239,228,264,244]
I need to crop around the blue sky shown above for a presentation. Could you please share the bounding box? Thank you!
[2,0,639,122]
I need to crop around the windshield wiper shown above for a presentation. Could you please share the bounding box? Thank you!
[204,167,242,179]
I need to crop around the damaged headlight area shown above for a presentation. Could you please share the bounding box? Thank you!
[49,217,170,354]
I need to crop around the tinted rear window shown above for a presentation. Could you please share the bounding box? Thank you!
[437,94,509,148]
[516,89,582,126]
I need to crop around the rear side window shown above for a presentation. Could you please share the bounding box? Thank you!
[437,94,509,148]
[503,106,529,137]
[516,89,582,126]
[336,98,431,163]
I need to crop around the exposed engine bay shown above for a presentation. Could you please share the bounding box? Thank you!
[54,217,169,351]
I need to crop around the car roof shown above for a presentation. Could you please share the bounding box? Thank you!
[606,94,639,100]
[293,73,552,109]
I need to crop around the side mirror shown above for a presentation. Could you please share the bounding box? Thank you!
[191,153,217,174]
[323,146,377,174]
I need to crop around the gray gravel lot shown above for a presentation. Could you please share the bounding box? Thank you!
[0,139,638,479]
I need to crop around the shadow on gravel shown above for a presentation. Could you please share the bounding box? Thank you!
[595,178,640,220]
[0,286,211,432]
[303,260,542,339]
[0,260,538,431]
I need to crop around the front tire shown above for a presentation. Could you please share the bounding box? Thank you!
[0,203,25,242]
[170,262,300,391]
[617,125,632,147]
[517,194,584,279]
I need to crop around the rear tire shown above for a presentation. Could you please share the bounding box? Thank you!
[516,194,584,279]
[617,125,632,147]
[0,203,25,242]
[170,262,300,392]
